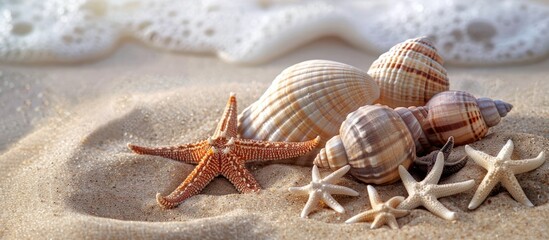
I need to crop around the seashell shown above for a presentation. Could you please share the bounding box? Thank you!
[393,90,513,153]
[314,90,512,184]
[314,105,415,184]
[420,90,513,147]
[238,60,380,165]
[368,37,450,108]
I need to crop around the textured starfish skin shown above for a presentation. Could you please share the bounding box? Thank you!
[465,140,546,210]
[398,152,475,220]
[413,136,468,178]
[346,185,408,229]
[128,93,320,208]
[289,165,359,218]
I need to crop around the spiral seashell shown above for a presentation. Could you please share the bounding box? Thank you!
[314,90,512,184]
[314,105,415,184]
[238,60,380,165]
[395,91,513,153]
[420,90,513,147]
[368,37,450,108]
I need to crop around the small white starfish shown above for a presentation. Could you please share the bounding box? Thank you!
[289,165,359,218]
[346,185,409,229]
[465,139,546,210]
[398,152,475,220]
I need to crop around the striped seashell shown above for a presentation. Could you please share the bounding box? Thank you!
[238,60,380,165]
[314,105,415,184]
[368,37,450,108]
[420,90,512,147]
[392,90,513,153]
[314,90,512,184]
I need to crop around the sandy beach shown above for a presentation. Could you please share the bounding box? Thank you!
[0,35,548,239]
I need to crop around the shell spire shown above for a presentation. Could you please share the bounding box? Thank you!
[477,98,513,127]
[494,100,513,117]
[314,136,347,169]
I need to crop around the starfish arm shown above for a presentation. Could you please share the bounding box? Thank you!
[497,140,514,160]
[500,171,534,207]
[422,196,456,220]
[322,192,345,213]
[345,210,377,223]
[371,214,390,229]
[385,214,400,229]
[127,140,209,164]
[432,180,475,198]
[386,197,409,217]
[415,137,455,166]
[413,150,438,175]
[220,153,261,193]
[507,151,546,174]
[414,151,436,166]
[324,184,359,196]
[465,145,494,170]
[468,172,501,210]
[422,152,445,184]
[398,165,417,194]
[288,185,311,195]
[301,192,320,218]
[323,165,351,183]
[440,136,455,159]
[312,164,321,182]
[232,136,320,162]
[442,156,468,178]
[367,185,383,206]
[156,152,218,208]
[415,137,466,178]
[397,195,420,210]
[213,93,238,138]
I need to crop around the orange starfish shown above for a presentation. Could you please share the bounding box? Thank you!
[128,93,320,208]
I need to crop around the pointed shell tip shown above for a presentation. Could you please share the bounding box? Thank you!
[494,99,513,117]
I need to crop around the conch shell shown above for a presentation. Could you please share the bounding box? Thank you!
[315,105,416,184]
[421,91,513,146]
[368,37,450,108]
[314,90,512,184]
[238,60,380,165]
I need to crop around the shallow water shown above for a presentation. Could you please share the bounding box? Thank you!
[1,0,548,65]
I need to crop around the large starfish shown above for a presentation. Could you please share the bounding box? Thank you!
[288,165,359,218]
[128,93,320,208]
[465,139,545,210]
[345,185,408,229]
[397,152,475,220]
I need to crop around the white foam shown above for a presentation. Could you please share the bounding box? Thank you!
[1,0,548,65]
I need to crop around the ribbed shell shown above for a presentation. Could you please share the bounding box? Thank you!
[422,91,512,146]
[368,37,449,108]
[394,106,430,154]
[313,91,512,184]
[238,60,380,165]
[314,105,414,184]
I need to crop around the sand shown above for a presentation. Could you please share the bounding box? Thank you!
[0,39,548,239]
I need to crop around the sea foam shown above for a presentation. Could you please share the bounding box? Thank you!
[1,0,548,65]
